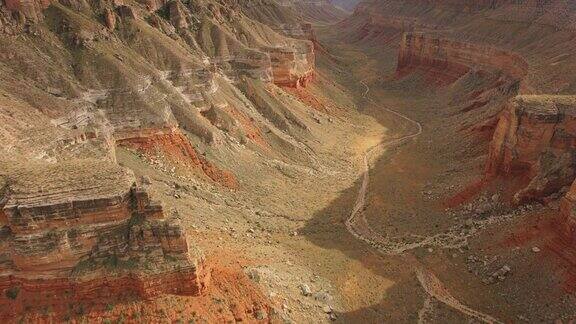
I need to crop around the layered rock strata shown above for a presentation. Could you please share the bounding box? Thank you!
[0,0,324,314]
[267,41,315,88]
[397,32,528,86]
[116,127,238,188]
[486,95,576,203]
[0,160,206,306]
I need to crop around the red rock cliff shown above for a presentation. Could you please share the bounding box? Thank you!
[397,32,528,86]
[0,160,207,317]
[266,41,315,88]
[486,95,576,203]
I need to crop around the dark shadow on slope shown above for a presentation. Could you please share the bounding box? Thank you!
[297,23,524,323]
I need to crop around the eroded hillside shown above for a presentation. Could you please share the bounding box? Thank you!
[2,0,576,322]
[0,0,355,321]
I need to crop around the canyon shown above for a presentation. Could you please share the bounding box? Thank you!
[1,0,576,322]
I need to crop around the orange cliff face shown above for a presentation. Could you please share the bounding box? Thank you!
[486,96,576,204]
[396,33,528,87]
[115,127,238,189]
[0,160,207,319]
[267,40,315,88]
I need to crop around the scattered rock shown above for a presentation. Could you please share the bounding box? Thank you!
[300,283,312,296]
[313,291,333,303]
[485,265,512,284]
[140,175,152,185]
[255,309,267,320]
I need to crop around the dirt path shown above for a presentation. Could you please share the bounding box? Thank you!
[344,78,503,324]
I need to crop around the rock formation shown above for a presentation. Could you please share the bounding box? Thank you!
[267,41,315,88]
[487,96,576,203]
[338,0,576,238]
[0,0,327,317]
[397,33,528,87]
[3,0,50,21]
[116,127,238,188]
[0,159,206,319]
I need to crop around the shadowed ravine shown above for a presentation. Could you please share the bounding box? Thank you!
[344,72,501,324]
[299,20,526,321]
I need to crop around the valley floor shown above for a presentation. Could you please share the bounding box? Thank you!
[50,20,576,324]
[300,25,576,323]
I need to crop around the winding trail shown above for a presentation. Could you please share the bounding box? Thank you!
[344,76,502,323]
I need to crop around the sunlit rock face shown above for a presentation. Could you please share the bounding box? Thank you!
[0,160,207,315]
[0,0,324,314]
[397,32,528,86]
[487,96,576,203]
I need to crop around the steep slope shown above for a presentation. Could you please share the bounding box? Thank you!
[0,0,329,320]
[340,0,576,209]
[330,0,359,11]
[280,0,348,23]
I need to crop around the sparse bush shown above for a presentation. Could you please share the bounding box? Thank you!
[5,287,20,300]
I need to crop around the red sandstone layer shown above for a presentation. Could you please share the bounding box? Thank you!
[397,33,528,87]
[486,95,576,203]
[0,160,207,313]
[0,266,207,321]
[116,127,238,189]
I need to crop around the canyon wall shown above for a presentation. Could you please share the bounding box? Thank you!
[0,160,206,313]
[267,41,315,88]
[340,0,576,239]
[397,32,528,86]
[486,96,576,203]
[345,0,576,92]
[0,0,326,314]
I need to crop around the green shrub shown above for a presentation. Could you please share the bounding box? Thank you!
[5,287,20,300]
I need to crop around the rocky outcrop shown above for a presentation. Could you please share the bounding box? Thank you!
[343,0,576,92]
[0,159,206,313]
[0,0,325,316]
[267,41,315,88]
[168,0,188,29]
[0,266,203,321]
[486,95,576,203]
[559,180,576,241]
[116,127,238,188]
[397,33,528,86]
[2,0,51,22]
[155,0,316,88]
[103,8,117,30]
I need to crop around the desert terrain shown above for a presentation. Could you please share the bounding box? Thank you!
[1,0,576,323]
